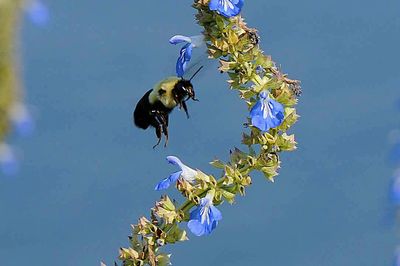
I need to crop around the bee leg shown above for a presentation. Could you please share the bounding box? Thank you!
[163,126,169,147]
[156,113,169,147]
[152,111,169,148]
[153,125,162,149]
[162,115,169,147]
[181,100,190,119]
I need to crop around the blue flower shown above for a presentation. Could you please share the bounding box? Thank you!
[10,103,35,138]
[169,35,204,77]
[250,91,285,132]
[26,0,49,26]
[209,0,244,18]
[390,170,400,206]
[389,142,400,165]
[155,156,197,190]
[394,247,400,266]
[0,144,19,176]
[187,193,222,236]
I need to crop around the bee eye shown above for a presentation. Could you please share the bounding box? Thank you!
[158,89,166,95]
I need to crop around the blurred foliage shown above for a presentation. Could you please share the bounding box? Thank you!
[0,0,22,144]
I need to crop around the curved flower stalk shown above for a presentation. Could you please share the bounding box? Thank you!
[117,1,301,265]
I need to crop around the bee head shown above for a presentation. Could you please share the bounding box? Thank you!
[173,79,198,103]
[174,65,203,103]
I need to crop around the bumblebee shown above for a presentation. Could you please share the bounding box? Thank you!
[133,67,203,148]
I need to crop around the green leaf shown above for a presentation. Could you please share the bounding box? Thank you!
[221,189,236,204]
[156,254,172,266]
[279,107,299,131]
[154,196,177,224]
[276,133,297,151]
[166,223,189,244]
[210,159,225,169]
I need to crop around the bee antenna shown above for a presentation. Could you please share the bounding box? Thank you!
[189,66,204,81]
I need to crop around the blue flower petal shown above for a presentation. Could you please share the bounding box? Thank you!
[169,35,192,45]
[170,34,201,77]
[187,220,206,236]
[176,61,186,78]
[208,0,220,11]
[276,111,285,120]
[189,203,202,220]
[250,115,262,131]
[187,197,222,236]
[210,0,244,18]
[269,98,284,113]
[175,43,192,77]
[250,100,263,117]
[209,205,223,221]
[176,49,186,78]
[265,116,278,129]
[250,91,285,132]
[184,43,193,61]
[232,0,244,7]
[155,171,182,191]
[166,156,182,167]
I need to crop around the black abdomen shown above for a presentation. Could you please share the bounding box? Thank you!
[133,89,173,130]
[134,90,153,129]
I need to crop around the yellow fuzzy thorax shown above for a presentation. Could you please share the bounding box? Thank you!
[148,76,181,109]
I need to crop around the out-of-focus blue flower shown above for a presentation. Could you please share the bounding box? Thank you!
[26,0,49,26]
[209,0,244,18]
[389,142,400,165]
[169,35,204,77]
[394,247,400,266]
[250,91,284,132]
[155,156,197,190]
[390,170,400,206]
[10,103,35,138]
[0,144,19,176]
[187,193,222,236]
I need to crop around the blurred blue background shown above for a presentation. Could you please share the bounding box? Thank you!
[1,0,400,265]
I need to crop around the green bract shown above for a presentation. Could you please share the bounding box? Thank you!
[118,0,301,265]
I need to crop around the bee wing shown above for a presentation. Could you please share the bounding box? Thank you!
[183,47,216,80]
